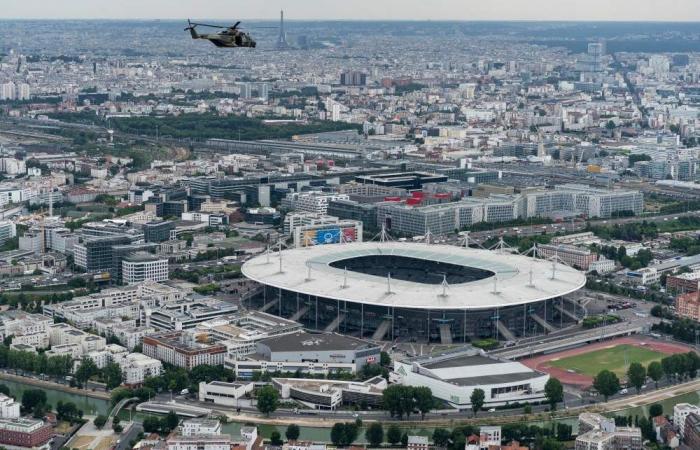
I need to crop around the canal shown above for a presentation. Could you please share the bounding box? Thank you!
[2,378,698,443]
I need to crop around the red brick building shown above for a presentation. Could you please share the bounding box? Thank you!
[675,292,700,322]
[0,418,52,448]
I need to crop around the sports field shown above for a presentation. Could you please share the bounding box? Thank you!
[549,344,666,378]
[522,337,692,387]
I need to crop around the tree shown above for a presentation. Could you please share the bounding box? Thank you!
[102,362,123,390]
[382,385,405,419]
[142,416,161,433]
[380,351,391,367]
[56,401,82,423]
[413,387,433,420]
[432,428,450,447]
[21,389,46,414]
[256,386,279,416]
[94,415,108,429]
[286,424,300,442]
[593,370,621,401]
[627,362,646,394]
[366,423,384,447]
[470,388,485,417]
[331,423,345,447]
[343,423,359,446]
[329,423,358,447]
[647,361,663,389]
[270,431,283,446]
[556,423,572,441]
[387,424,402,445]
[163,411,179,433]
[649,403,663,418]
[75,357,99,387]
[544,378,564,411]
[0,385,10,397]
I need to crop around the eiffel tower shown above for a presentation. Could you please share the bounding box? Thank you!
[276,10,291,50]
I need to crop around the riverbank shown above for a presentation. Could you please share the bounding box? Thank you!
[218,378,700,428]
[0,372,110,401]
[1,370,698,428]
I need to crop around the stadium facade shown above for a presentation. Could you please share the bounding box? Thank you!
[241,242,586,343]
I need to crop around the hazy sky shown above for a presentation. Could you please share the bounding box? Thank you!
[1,0,699,21]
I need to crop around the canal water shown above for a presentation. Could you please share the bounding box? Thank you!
[2,378,698,443]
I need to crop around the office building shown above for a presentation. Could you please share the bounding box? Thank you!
[228,331,380,378]
[355,172,448,190]
[122,252,169,285]
[667,272,700,294]
[537,244,598,271]
[327,199,378,231]
[272,376,386,410]
[576,413,642,450]
[0,221,16,247]
[73,235,133,272]
[340,71,367,86]
[143,221,175,243]
[282,192,350,215]
[293,220,363,248]
[198,381,255,407]
[147,299,238,331]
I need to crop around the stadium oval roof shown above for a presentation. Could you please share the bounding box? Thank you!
[242,242,586,310]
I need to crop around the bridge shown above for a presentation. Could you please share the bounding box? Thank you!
[135,401,211,418]
[108,397,140,425]
[492,324,646,360]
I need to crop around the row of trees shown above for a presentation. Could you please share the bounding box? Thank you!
[142,411,180,434]
[0,344,73,378]
[593,352,700,401]
[432,422,568,450]
[653,318,700,344]
[381,385,434,419]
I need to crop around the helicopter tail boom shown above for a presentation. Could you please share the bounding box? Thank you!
[185,19,200,39]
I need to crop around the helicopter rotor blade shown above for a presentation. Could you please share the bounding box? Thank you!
[187,22,228,29]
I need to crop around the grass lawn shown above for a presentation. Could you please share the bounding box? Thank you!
[549,344,667,378]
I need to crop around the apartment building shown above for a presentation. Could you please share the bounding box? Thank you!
[143,331,227,369]
[537,244,598,270]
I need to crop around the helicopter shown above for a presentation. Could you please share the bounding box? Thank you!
[185,20,257,48]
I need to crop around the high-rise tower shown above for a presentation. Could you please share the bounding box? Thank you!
[276,10,290,49]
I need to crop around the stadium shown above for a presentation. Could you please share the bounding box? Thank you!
[241,241,587,343]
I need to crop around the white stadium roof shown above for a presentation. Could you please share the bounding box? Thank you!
[242,242,586,310]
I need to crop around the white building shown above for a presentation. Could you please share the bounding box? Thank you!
[282,192,350,215]
[391,348,549,409]
[181,418,222,437]
[674,403,700,438]
[0,394,20,419]
[198,381,255,407]
[0,82,16,101]
[116,352,163,386]
[166,434,237,450]
[588,258,616,274]
[478,426,501,450]
[121,253,169,285]
[626,267,660,286]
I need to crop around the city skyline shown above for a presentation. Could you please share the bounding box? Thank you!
[1,0,700,22]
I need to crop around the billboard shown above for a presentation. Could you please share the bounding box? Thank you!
[301,226,358,246]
